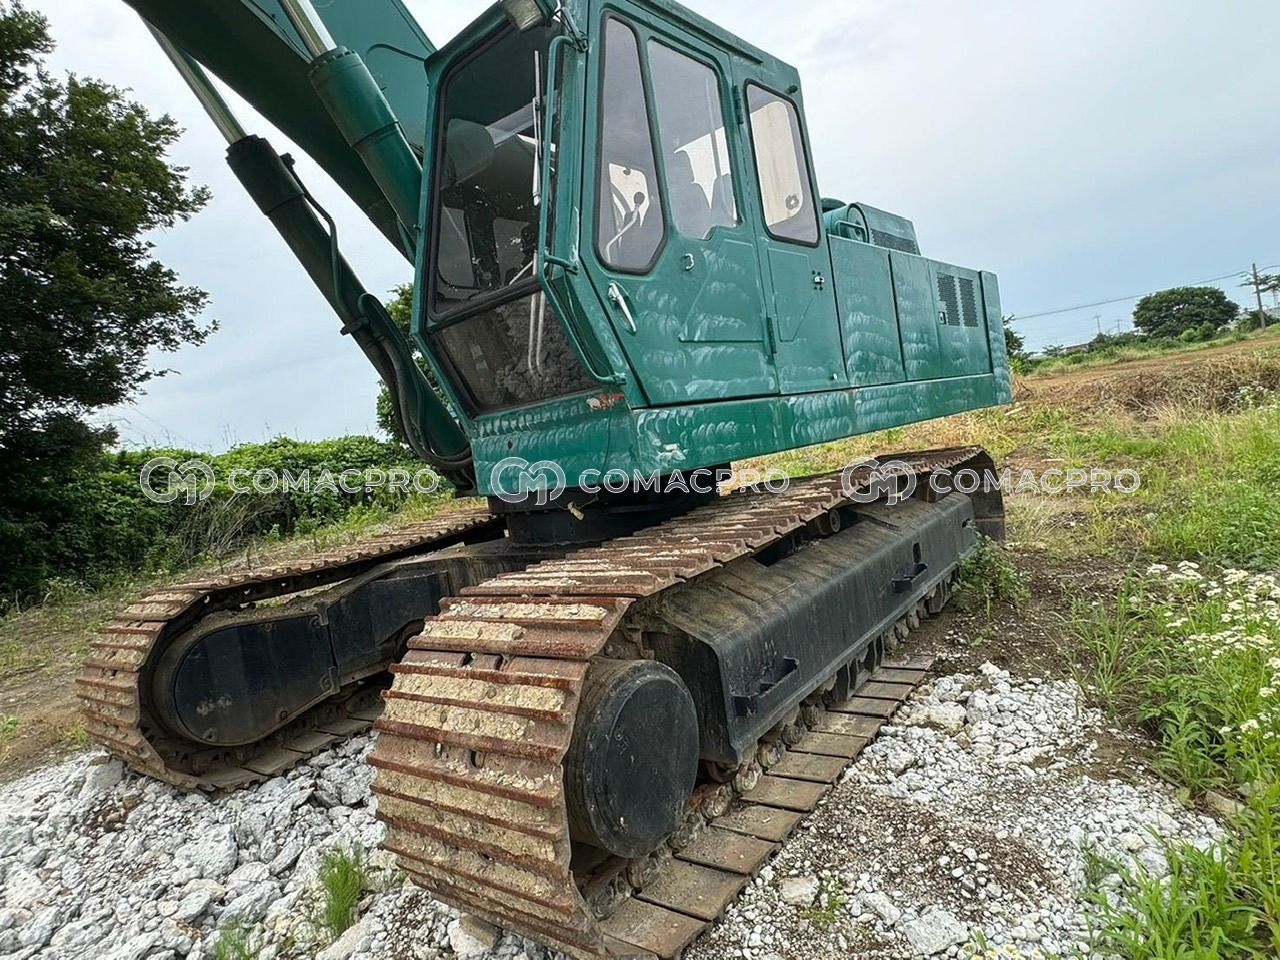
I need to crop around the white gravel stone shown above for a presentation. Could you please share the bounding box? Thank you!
[447,916,500,957]
[778,875,820,906]
[902,907,968,955]
[318,918,372,960]
[0,671,1226,960]
[177,824,239,880]
[862,890,902,926]
[79,758,125,800]
[918,702,968,735]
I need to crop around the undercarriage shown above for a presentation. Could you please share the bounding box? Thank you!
[80,447,1003,959]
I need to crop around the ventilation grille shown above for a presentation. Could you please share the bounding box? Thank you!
[936,273,961,326]
[871,229,920,255]
[958,277,979,327]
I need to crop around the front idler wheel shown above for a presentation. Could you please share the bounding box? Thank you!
[564,659,699,860]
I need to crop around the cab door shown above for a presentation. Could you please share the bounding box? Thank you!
[735,78,847,393]
[580,7,778,406]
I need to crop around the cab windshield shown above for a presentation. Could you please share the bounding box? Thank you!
[427,24,596,412]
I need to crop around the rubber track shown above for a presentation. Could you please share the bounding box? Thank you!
[77,509,498,790]
[369,448,981,960]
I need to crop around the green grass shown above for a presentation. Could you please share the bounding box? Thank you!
[1089,788,1280,959]
[318,847,371,941]
[212,924,262,960]
[953,536,1031,618]
[799,875,848,931]
[1070,577,1160,718]
[1074,564,1280,956]
[63,723,91,748]
[1081,837,1122,896]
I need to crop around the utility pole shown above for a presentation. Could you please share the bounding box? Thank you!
[1251,263,1267,329]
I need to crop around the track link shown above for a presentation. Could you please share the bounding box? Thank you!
[370,448,987,959]
[77,509,499,790]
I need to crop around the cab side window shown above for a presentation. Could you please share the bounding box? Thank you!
[647,41,738,240]
[746,84,818,245]
[596,17,666,272]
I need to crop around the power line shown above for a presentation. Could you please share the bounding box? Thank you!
[1012,268,1258,323]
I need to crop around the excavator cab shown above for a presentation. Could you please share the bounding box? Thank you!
[411,2,1010,492]
[416,1,823,419]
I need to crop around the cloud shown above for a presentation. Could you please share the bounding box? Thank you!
[33,0,1279,451]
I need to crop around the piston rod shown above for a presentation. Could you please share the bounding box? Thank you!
[276,0,336,59]
[145,24,246,145]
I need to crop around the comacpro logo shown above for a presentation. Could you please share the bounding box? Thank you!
[840,457,918,505]
[489,457,568,506]
[139,457,217,505]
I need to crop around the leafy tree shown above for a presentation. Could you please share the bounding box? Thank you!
[375,284,449,446]
[0,2,211,599]
[1002,315,1026,362]
[1132,286,1239,340]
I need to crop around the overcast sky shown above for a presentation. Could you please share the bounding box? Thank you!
[32,0,1280,451]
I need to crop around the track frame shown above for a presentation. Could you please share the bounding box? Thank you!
[370,447,999,958]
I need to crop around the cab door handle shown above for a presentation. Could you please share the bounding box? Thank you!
[607,282,638,334]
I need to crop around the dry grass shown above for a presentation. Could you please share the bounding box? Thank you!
[1022,348,1280,419]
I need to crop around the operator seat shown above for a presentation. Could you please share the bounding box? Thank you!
[710,174,737,229]
[667,151,712,239]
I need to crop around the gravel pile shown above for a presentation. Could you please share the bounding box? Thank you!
[688,664,1222,959]
[0,736,507,960]
[0,664,1221,960]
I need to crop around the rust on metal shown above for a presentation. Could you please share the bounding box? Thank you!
[77,509,498,791]
[368,453,964,959]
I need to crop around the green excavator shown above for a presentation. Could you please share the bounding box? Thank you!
[79,1,1012,956]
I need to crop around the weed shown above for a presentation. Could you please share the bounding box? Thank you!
[1090,788,1280,959]
[64,723,91,748]
[0,715,18,741]
[1068,578,1156,717]
[1080,837,1120,895]
[318,847,370,941]
[800,875,848,931]
[953,537,1030,618]
[212,923,262,960]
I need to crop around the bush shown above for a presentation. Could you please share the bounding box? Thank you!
[0,435,441,607]
[952,537,1030,618]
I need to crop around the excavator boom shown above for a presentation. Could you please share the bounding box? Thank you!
[126,0,434,250]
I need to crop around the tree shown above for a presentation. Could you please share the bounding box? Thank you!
[0,2,212,598]
[1002,315,1027,362]
[375,284,450,446]
[1131,286,1239,341]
